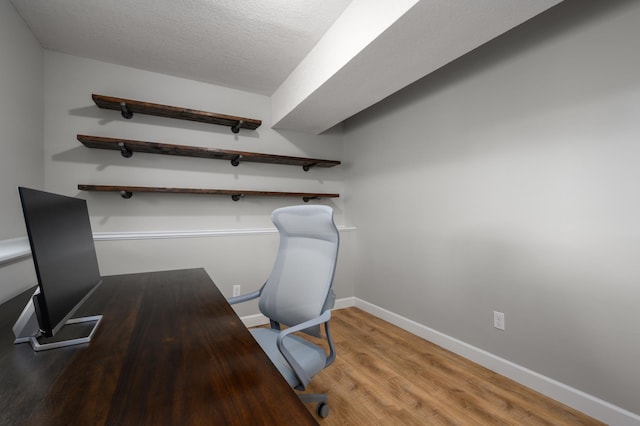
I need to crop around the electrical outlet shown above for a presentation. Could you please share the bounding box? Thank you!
[493,311,505,331]
[232,285,241,297]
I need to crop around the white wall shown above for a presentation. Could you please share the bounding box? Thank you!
[0,0,43,303]
[43,51,352,315]
[344,0,640,417]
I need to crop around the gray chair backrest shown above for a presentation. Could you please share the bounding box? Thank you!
[258,205,339,333]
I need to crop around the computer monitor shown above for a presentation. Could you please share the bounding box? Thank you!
[13,187,103,351]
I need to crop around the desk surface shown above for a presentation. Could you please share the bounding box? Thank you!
[0,268,317,425]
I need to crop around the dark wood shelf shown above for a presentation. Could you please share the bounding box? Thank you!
[78,184,339,202]
[91,94,261,133]
[77,135,341,171]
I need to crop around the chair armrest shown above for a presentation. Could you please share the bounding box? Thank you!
[276,310,331,388]
[278,310,331,337]
[227,289,261,305]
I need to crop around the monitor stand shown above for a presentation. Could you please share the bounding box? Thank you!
[13,290,103,352]
[28,316,103,351]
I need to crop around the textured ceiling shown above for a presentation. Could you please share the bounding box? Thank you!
[10,0,352,95]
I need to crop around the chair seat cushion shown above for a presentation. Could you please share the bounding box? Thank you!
[251,328,327,388]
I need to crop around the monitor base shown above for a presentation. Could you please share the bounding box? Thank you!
[17,315,103,352]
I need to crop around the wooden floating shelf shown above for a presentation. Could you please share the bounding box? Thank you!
[91,94,261,133]
[77,135,341,171]
[78,184,339,202]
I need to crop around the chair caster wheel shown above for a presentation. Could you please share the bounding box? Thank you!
[316,402,329,418]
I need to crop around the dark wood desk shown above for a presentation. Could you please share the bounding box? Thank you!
[0,268,317,425]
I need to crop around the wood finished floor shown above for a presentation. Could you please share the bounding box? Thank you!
[300,307,603,425]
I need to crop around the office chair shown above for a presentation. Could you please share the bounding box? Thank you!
[228,205,339,418]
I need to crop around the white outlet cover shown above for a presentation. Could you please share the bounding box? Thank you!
[493,311,505,331]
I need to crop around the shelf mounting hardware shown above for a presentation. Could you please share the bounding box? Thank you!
[119,102,133,119]
[120,190,133,199]
[231,155,243,167]
[231,193,245,201]
[231,120,244,134]
[303,163,318,172]
[118,142,133,158]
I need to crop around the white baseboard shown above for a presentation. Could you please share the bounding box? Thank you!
[240,313,269,328]
[334,296,356,310]
[352,298,640,426]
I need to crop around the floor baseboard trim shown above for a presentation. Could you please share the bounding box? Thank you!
[240,313,269,328]
[353,298,640,426]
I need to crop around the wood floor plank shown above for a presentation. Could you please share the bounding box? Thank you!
[298,307,603,425]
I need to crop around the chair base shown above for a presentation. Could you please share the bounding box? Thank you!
[299,393,326,404]
[299,393,329,418]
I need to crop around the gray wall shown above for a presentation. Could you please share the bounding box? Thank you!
[0,0,43,303]
[344,0,640,415]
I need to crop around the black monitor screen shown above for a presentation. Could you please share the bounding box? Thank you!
[18,187,101,337]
